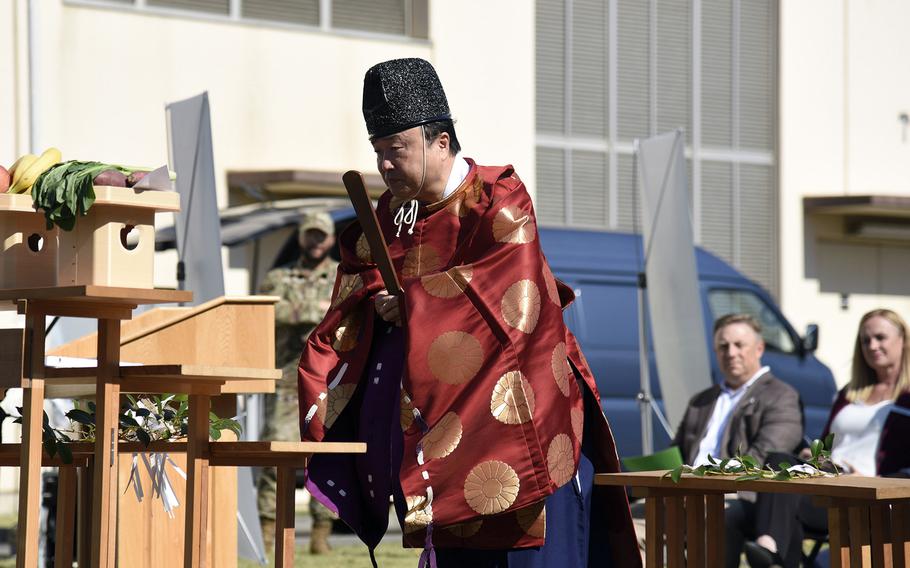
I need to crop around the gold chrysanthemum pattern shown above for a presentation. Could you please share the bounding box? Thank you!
[421,412,463,461]
[571,408,584,443]
[427,331,484,385]
[492,205,537,244]
[333,312,361,352]
[400,391,415,432]
[515,501,547,538]
[490,371,536,425]
[402,244,442,278]
[543,265,561,306]
[355,233,372,263]
[463,460,520,515]
[420,265,474,299]
[404,494,433,534]
[550,342,572,397]
[547,434,575,487]
[501,279,541,334]
[324,383,357,429]
[445,519,483,538]
[331,273,363,308]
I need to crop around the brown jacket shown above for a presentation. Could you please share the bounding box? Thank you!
[673,372,804,466]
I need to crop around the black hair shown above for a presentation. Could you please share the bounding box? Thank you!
[423,119,461,156]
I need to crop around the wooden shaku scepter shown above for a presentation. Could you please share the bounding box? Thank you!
[341,170,402,296]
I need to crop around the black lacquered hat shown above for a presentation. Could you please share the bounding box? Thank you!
[362,58,451,139]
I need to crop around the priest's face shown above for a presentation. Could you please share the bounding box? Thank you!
[372,126,449,201]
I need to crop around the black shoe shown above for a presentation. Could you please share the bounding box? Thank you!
[744,541,784,568]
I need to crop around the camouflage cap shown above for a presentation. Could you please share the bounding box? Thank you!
[298,211,335,237]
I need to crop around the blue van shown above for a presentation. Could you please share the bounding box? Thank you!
[538,227,837,459]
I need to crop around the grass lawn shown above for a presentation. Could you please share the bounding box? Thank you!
[240,542,421,568]
[0,543,420,568]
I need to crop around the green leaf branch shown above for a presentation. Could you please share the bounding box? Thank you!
[664,435,839,483]
[14,394,242,464]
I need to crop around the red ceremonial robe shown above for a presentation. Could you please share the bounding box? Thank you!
[298,159,639,565]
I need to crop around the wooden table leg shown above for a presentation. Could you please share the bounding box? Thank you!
[55,466,77,568]
[686,494,706,568]
[665,495,685,567]
[849,505,872,567]
[17,309,46,568]
[91,318,121,568]
[893,502,910,568]
[78,461,94,567]
[828,504,851,568]
[645,496,664,568]
[275,466,297,568]
[869,504,888,568]
[705,494,725,568]
[185,394,211,568]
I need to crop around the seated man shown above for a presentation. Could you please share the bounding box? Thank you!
[673,313,803,568]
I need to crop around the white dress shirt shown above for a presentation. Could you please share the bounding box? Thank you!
[692,366,770,467]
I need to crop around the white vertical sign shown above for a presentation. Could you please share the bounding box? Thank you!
[637,130,712,430]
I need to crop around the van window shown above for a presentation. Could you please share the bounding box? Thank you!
[707,289,796,353]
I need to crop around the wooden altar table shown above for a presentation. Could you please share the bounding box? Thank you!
[0,285,193,568]
[596,471,910,568]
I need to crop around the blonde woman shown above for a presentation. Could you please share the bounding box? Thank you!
[746,309,910,568]
[823,308,910,476]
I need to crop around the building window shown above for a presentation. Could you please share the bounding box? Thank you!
[74,0,428,39]
[536,0,779,297]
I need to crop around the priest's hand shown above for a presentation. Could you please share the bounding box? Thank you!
[374,290,402,326]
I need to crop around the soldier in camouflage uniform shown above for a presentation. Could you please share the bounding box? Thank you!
[257,210,339,554]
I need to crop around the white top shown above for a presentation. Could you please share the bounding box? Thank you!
[829,399,894,476]
[442,154,470,199]
[692,366,770,467]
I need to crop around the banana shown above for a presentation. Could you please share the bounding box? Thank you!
[8,154,37,192]
[9,147,62,194]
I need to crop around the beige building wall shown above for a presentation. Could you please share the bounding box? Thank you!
[0,0,534,291]
[780,0,910,387]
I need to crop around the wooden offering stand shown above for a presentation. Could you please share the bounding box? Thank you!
[596,471,910,568]
[1,290,365,567]
[1,186,365,567]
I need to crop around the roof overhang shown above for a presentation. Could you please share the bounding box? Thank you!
[804,195,910,241]
[227,169,386,200]
[804,195,910,219]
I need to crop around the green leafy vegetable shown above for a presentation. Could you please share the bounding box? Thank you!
[31,160,131,231]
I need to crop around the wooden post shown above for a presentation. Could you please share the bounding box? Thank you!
[828,503,851,568]
[893,502,909,568]
[78,461,94,567]
[17,308,46,568]
[645,495,663,568]
[91,318,121,567]
[869,504,887,568]
[274,466,298,568]
[848,505,872,567]
[55,466,78,568]
[705,493,725,568]
[686,494,706,568]
[184,394,211,567]
[665,496,685,567]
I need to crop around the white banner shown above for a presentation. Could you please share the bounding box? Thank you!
[637,130,713,430]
